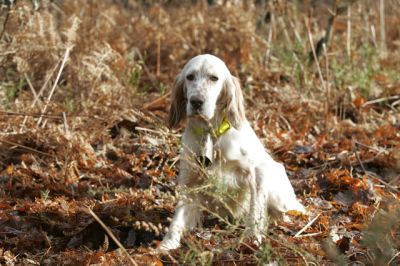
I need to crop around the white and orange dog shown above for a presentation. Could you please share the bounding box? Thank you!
[160,54,305,250]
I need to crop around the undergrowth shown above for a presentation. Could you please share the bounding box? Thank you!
[0,0,399,265]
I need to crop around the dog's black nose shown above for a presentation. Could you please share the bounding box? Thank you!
[190,96,204,110]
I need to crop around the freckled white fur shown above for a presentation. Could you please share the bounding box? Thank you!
[160,54,305,251]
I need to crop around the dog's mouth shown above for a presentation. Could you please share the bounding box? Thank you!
[187,113,209,121]
[197,155,212,167]
[188,108,205,116]
[197,133,214,167]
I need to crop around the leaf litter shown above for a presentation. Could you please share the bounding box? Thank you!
[0,0,399,265]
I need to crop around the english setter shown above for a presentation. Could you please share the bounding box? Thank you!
[160,54,305,250]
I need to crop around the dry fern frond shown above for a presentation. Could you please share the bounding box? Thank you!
[62,15,81,50]
[7,8,62,87]
[80,43,123,96]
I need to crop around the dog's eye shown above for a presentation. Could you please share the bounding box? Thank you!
[186,74,195,81]
[209,75,218,82]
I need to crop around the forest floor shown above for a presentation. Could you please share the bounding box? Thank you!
[0,1,399,265]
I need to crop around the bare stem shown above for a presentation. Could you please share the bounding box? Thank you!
[37,48,71,127]
[88,208,138,266]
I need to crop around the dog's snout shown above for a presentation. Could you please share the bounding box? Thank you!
[190,96,204,110]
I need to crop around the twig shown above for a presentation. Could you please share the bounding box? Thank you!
[156,34,161,76]
[1,111,106,120]
[141,91,171,110]
[346,5,352,59]
[308,0,359,65]
[353,140,386,154]
[391,100,400,109]
[278,17,292,48]
[62,112,70,137]
[0,50,17,56]
[379,0,387,54]
[362,95,400,107]
[0,138,54,157]
[387,251,400,265]
[322,42,331,119]
[264,26,273,65]
[308,2,336,65]
[158,250,178,264]
[156,6,161,78]
[24,73,37,99]
[268,232,309,265]
[370,25,377,48]
[0,7,10,40]
[37,48,70,126]
[294,213,321,238]
[289,20,304,47]
[279,115,291,131]
[306,20,327,93]
[132,48,158,88]
[353,143,367,174]
[294,232,322,238]
[87,208,137,266]
[135,126,180,137]
[20,56,62,131]
[369,174,400,193]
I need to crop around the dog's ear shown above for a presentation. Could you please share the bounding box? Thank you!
[220,75,246,129]
[168,75,186,128]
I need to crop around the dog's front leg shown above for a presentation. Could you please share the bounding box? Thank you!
[247,167,266,243]
[160,201,197,250]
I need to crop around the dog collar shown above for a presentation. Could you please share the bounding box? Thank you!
[214,118,231,137]
[193,118,231,138]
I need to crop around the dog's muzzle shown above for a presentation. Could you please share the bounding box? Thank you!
[189,95,205,114]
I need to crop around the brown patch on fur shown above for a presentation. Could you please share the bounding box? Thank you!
[168,75,186,128]
[218,75,246,129]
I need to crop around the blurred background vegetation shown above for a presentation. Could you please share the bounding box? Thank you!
[0,0,399,265]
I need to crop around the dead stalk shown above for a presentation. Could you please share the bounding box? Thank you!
[370,25,377,48]
[362,95,400,106]
[37,48,71,127]
[142,91,171,110]
[135,126,181,138]
[268,234,309,265]
[354,145,367,175]
[347,6,352,59]
[20,58,62,132]
[133,48,158,88]
[306,21,327,93]
[322,43,330,122]
[156,3,161,77]
[264,27,273,65]
[278,17,292,48]
[87,208,138,266]
[157,34,161,76]
[295,232,322,238]
[290,20,303,47]
[294,213,321,238]
[62,112,70,137]
[24,73,37,99]
[379,0,387,54]
[388,251,400,265]
[0,138,54,157]
[0,7,10,40]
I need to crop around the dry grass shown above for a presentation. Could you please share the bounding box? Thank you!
[0,0,399,265]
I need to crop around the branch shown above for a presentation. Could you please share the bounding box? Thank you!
[308,0,359,65]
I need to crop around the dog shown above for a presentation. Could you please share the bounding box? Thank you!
[160,54,305,250]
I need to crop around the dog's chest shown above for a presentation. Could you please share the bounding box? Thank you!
[204,161,250,217]
[208,154,249,189]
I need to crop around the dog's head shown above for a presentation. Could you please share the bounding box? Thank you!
[168,54,245,129]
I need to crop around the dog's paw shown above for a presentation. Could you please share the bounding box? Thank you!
[253,233,262,245]
[244,229,263,245]
[159,238,180,251]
